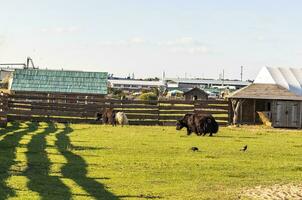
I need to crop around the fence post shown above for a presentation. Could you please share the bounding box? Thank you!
[157,100,160,125]
[228,99,233,125]
[0,92,8,127]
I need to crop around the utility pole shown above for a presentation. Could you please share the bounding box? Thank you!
[222,69,225,87]
[240,66,243,81]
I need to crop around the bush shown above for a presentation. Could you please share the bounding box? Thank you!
[139,92,158,101]
[1,74,11,89]
[141,89,149,94]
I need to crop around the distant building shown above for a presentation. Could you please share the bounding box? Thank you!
[165,78,250,90]
[183,87,208,101]
[108,79,165,92]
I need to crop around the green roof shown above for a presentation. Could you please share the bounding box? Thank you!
[11,69,108,95]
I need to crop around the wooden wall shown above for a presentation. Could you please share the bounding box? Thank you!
[0,93,230,126]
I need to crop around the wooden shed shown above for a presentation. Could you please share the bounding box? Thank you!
[183,87,208,101]
[229,67,302,128]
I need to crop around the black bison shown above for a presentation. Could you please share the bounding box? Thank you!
[96,108,116,126]
[176,113,219,136]
[176,113,197,135]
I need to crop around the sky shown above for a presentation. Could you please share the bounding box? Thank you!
[1,0,302,80]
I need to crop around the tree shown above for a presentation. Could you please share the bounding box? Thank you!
[231,99,245,126]
[151,87,159,97]
[1,74,11,89]
[139,92,158,101]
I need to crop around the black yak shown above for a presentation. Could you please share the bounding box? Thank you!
[199,115,219,136]
[176,113,197,135]
[96,108,116,126]
[176,113,219,136]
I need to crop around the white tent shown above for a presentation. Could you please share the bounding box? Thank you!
[254,67,302,96]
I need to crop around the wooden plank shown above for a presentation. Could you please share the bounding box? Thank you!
[7,115,97,124]
[113,100,158,105]
[195,103,229,107]
[8,106,101,114]
[159,100,228,105]
[194,110,228,114]
[8,100,102,107]
[159,115,228,121]
[117,109,159,114]
[126,115,158,120]
[159,115,184,120]
[8,103,101,111]
[159,100,194,104]
[9,96,228,106]
[7,109,96,118]
[160,121,228,126]
[109,104,158,109]
[9,95,157,104]
[194,105,230,111]
[159,106,194,110]
[159,110,194,115]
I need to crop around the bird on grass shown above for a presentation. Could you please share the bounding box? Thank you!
[240,145,248,152]
[191,147,199,152]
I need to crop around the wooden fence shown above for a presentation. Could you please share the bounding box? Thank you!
[0,94,230,126]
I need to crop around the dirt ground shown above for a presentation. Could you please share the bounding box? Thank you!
[240,184,302,200]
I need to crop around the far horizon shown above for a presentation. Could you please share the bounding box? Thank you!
[1,1,302,80]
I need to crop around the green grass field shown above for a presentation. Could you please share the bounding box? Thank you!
[0,122,301,200]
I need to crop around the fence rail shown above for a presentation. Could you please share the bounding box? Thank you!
[0,94,230,126]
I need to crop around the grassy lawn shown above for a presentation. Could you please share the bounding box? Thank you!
[0,122,301,199]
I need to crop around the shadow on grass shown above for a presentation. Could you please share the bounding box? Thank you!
[118,195,162,199]
[0,122,38,200]
[217,135,234,138]
[56,124,119,200]
[0,122,20,136]
[25,122,72,200]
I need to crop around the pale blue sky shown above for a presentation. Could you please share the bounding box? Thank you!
[1,0,302,80]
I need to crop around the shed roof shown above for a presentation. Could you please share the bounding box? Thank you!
[10,69,108,95]
[229,83,302,100]
[183,87,208,96]
[254,67,302,96]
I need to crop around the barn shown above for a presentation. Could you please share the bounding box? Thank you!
[8,68,108,99]
[183,87,209,101]
[229,67,302,128]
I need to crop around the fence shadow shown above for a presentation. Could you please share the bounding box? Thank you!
[56,124,119,200]
[0,122,37,200]
[24,122,72,200]
[0,122,20,136]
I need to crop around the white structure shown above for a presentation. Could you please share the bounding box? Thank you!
[165,78,250,90]
[108,79,165,91]
[254,67,302,96]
